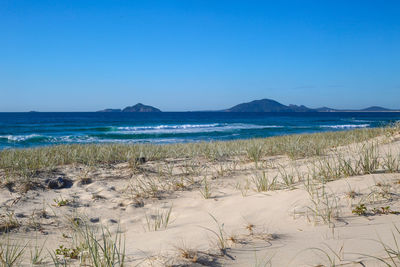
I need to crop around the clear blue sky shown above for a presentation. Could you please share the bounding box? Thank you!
[1,0,399,111]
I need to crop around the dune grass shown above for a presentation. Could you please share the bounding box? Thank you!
[145,205,173,231]
[0,126,394,181]
[304,181,341,226]
[48,220,126,267]
[0,236,26,267]
[0,213,19,234]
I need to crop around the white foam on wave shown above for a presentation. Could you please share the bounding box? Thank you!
[0,134,99,144]
[349,119,372,123]
[57,135,190,144]
[340,118,373,123]
[116,123,220,131]
[0,124,286,145]
[56,135,97,143]
[321,124,370,129]
[112,123,282,134]
[0,133,187,145]
[0,134,44,142]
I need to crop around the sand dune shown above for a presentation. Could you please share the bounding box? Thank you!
[1,129,400,266]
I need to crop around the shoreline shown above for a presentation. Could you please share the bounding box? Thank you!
[2,111,399,150]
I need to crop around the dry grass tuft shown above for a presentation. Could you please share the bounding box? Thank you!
[0,213,20,233]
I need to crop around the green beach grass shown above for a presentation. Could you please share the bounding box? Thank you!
[0,126,396,180]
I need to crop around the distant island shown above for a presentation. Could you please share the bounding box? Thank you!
[315,106,396,112]
[97,103,162,113]
[222,99,399,112]
[224,99,313,112]
[96,99,399,113]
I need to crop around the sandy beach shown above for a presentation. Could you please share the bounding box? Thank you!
[2,0,400,265]
[1,126,400,266]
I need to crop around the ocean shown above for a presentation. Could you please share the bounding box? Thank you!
[0,112,399,149]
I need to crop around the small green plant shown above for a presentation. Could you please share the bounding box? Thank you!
[252,172,279,192]
[30,238,46,265]
[145,206,173,231]
[372,206,391,215]
[371,206,400,215]
[278,165,296,189]
[352,204,368,216]
[173,178,186,191]
[314,158,342,182]
[55,245,81,259]
[338,156,360,177]
[0,237,26,267]
[199,177,212,199]
[53,197,69,207]
[128,175,163,199]
[357,144,380,174]
[181,160,203,176]
[299,243,344,267]
[202,214,228,254]
[382,151,400,173]
[305,182,340,226]
[163,162,175,177]
[76,224,126,267]
[49,250,68,267]
[236,178,251,197]
[128,155,141,173]
[215,163,228,177]
[247,143,263,168]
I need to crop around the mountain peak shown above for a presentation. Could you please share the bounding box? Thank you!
[122,103,161,112]
[225,98,314,112]
[361,106,392,112]
[97,103,162,113]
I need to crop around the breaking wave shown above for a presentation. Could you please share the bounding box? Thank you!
[320,124,370,129]
[111,123,283,134]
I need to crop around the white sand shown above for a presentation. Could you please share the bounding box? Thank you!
[1,134,400,266]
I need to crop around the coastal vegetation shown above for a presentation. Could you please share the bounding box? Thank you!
[0,126,391,179]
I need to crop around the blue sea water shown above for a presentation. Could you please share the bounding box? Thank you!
[0,112,399,149]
